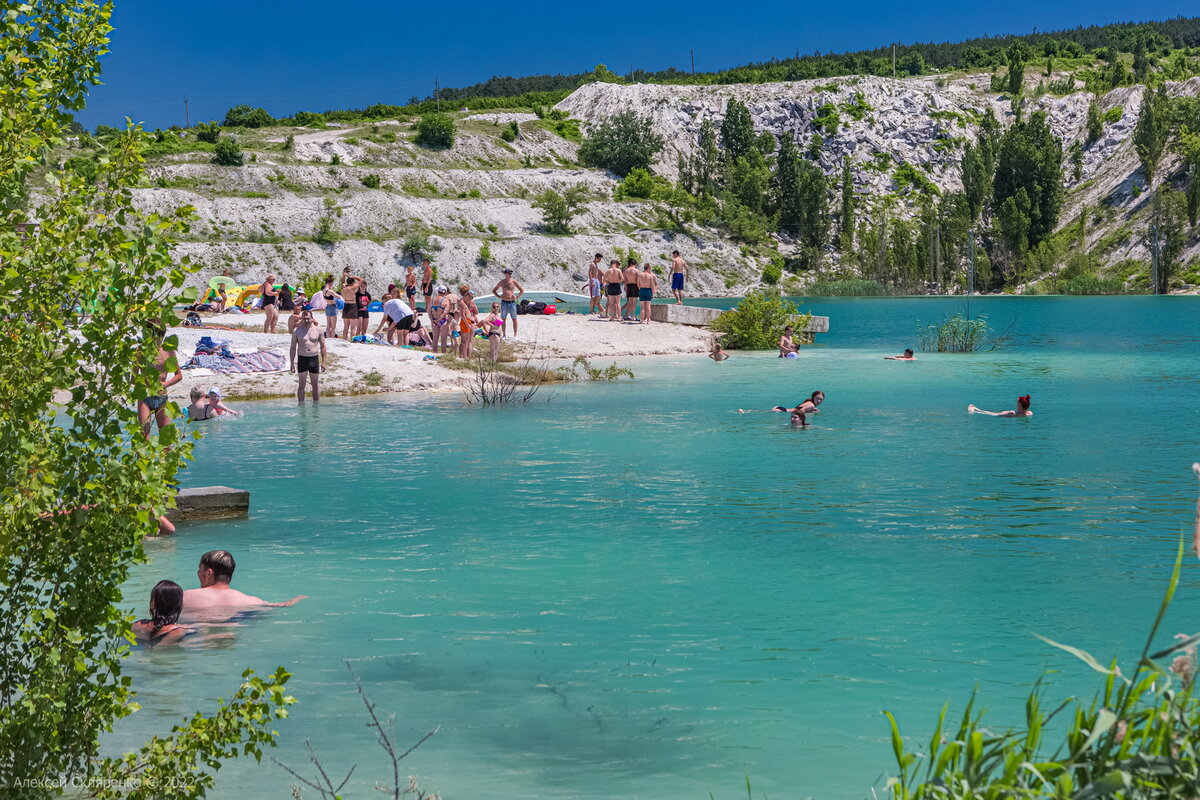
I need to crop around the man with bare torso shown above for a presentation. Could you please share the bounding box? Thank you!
[636,262,659,324]
[491,267,525,338]
[586,253,604,316]
[602,259,624,321]
[421,259,434,313]
[670,249,688,305]
[181,550,307,615]
[289,308,327,402]
[622,258,641,321]
[137,320,182,439]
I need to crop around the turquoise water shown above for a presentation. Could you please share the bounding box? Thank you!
[112,297,1200,799]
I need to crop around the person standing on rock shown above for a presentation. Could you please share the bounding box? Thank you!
[603,259,624,321]
[289,308,326,402]
[587,253,604,316]
[670,250,687,305]
[340,274,360,339]
[637,263,658,324]
[622,258,641,321]
[421,259,434,314]
[491,268,525,339]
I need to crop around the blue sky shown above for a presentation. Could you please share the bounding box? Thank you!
[80,0,1198,129]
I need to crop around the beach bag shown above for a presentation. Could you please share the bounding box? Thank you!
[184,311,204,327]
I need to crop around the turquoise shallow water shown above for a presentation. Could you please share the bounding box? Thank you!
[111,297,1200,799]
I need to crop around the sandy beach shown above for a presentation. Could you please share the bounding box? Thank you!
[169,309,714,401]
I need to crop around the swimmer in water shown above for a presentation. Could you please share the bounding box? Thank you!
[790,410,808,427]
[968,394,1032,417]
[709,339,729,361]
[132,580,192,644]
[778,326,798,358]
[886,349,916,360]
[740,390,824,415]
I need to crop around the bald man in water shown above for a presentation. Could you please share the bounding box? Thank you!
[182,550,307,612]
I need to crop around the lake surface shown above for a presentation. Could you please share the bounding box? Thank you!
[111,297,1200,799]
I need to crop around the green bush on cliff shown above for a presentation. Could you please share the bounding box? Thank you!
[415,113,456,149]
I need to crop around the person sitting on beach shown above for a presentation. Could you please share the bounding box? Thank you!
[969,395,1032,417]
[186,385,209,421]
[778,326,799,358]
[182,550,307,613]
[885,349,916,360]
[132,580,192,644]
[278,283,295,312]
[212,284,228,314]
[204,386,240,417]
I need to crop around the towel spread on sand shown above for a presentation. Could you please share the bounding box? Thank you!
[184,350,286,373]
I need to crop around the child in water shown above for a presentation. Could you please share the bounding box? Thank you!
[968,395,1032,417]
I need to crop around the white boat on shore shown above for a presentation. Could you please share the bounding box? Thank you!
[474,291,590,305]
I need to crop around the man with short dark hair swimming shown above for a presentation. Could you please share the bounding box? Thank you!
[968,395,1032,417]
[885,349,916,360]
[182,550,308,613]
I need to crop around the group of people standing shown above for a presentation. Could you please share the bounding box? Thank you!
[585,250,687,322]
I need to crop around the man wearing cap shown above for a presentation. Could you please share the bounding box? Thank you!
[289,307,327,402]
[382,295,420,345]
[490,268,524,339]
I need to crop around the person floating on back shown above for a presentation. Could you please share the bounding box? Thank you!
[968,395,1032,417]
[885,349,916,360]
[132,580,192,644]
[182,550,308,613]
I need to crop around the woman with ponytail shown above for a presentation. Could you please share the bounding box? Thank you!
[132,580,191,643]
[968,395,1033,417]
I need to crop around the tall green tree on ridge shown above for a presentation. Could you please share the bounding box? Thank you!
[1134,87,1168,185]
[992,110,1064,253]
[719,99,756,164]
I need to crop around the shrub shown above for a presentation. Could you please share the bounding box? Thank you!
[194,120,221,143]
[401,232,441,263]
[415,113,455,149]
[577,110,664,176]
[916,313,1005,352]
[532,185,589,235]
[500,121,519,142]
[212,137,245,166]
[761,259,782,285]
[1057,274,1129,294]
[360,173,381,189]
[290,110,325,127]
[330,153,341,165]
[807,278,892,296]
[282,134,294,151]
[711,289,811,349]
[364,103,404,119]
[222,105,274,128]
[617,166,656,199]
[477,241,492,265]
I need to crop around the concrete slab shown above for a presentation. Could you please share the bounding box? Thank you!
[169,486,249,521]
[650,304,830,334]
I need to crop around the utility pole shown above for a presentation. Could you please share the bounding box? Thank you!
[690,49,695,75]
[435,78,440,113]
[892,44,897,79]
[183,95,190,128]
[967,229,976,319]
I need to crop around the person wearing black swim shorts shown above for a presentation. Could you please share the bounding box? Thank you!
[603,259,624,321]
[421,258,434,313]
[289,309,326,402]
[138,319,182,439]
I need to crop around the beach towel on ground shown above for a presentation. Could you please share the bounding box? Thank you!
[184,349,286,373]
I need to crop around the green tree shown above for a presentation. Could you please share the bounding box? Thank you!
[1179,126,1200,226]
[212,137,244,166]
[577,110,663,176]
[1153,186,1188,293]
[726,149,772,216]
[415,113,455,148]
[839,158,855,251]
[691,119,721,196]
[960,142,987,220]
[992,110,1064,252]
[1086,99,1103,144]
[0,2,293,793]
[711,289,809,349]
[775,149,830,256]
[533,185,589,234]
[578,63,624,85]
[1005,42,1029,95]
[401,232,442,263]
[719,99,756,163]
[222,105,274,128]
[194,120,221,143]
[1134,88,1167,185]
[995,188,1032,259]
[1133,35,1151,83]
[618,166,657,199]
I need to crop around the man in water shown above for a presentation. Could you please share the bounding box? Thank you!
[778,326,798,358]
[289,308,327,402]
[669,249,687,305]
[137,320,182,439]
[182,550,307,612]
[587,253,604,316]
[885,349,916,360]
[491,267,525,338]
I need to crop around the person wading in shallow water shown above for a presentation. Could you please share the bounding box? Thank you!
[289,308,326,402]
[137,319,182,439]
[182,550,307,613]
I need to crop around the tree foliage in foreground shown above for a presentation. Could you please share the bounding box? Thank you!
[0,2,292,795]
[711,289,811,349]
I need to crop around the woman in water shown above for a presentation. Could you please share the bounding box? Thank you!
[968,395,1032,417]
[739,390,824,415]
[260,274,279,334]
[131,580,191,644]
[790,410,808,427]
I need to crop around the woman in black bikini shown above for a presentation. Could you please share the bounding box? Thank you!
[261,274,279,334]
[131,580,191,644]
